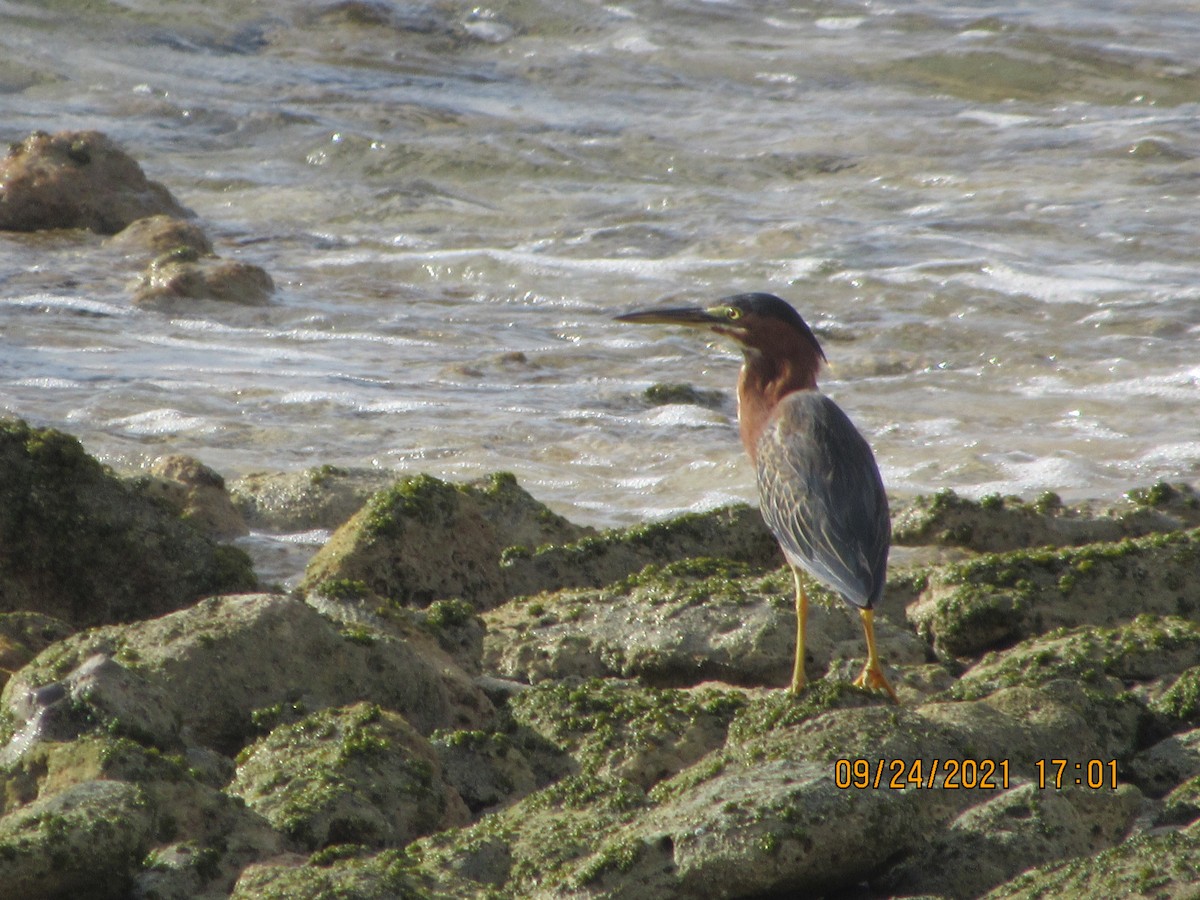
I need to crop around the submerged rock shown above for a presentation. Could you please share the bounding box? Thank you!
[230,466,397,532]
[132,246,275,309]
[0,130,191,234]
[0,419,255,627]
[107,213,214,261]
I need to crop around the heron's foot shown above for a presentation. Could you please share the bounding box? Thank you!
[853,661,900,704]
[788,671,807,695]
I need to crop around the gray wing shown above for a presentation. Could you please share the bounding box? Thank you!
[754,391,889,609]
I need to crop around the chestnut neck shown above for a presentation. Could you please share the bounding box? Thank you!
[736,340,822,462]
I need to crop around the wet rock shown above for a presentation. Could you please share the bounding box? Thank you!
[142,454,249,540]
[908,528,1200,657]
[0,778,155,899]
[230,466,396,532]
[231,702,469,851]
[498,504,782,600]
[132,246,275,309]
[0,612,73,691]
[893,483,1200,554]
[0,130,191,234]
[641,382,727,410]
[483,560,930,690]
[0,418,255,627]
[302,472,590,609]
[1,593,494,759]
[107,213,213,261]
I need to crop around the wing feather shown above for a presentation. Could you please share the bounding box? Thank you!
[754,391,889,608]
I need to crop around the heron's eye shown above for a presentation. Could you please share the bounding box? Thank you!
[725,307,742,321]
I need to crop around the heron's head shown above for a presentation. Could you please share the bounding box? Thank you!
[615,292,826,367]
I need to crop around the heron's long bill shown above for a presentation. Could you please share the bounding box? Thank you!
[614,306,722,327]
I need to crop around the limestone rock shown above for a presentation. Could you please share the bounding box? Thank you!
[0,130,190,234]
[0,418,255,627]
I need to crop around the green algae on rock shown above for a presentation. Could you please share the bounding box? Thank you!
[893,484,1200,554]
[302,472,590,609]
[498,504,782,600]
[1,594,493,758]
[483,562,928,690]
[908,528,1200,657]
[0,419,255,627]
[231,703,468,851]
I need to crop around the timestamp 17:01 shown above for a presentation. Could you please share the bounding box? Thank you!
[1035,759,1118,790]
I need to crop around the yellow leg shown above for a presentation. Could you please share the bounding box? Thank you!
[789,566,808,694]
[852,607,899,703]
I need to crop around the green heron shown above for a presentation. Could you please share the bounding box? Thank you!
[616,292,897,701]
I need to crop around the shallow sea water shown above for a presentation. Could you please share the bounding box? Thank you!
[2,0,1199,531]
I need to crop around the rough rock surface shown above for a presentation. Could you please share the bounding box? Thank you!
[142,454,249,540]
[132,246,275,309]
[0,418,255,626]
[0,130,191,233]
[231,702,470,851]
[107,213,214,261]
[230,466,397,532]
[1,443,1199,899]
[302,472,591,608]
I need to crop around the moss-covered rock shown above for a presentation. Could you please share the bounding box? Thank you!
[484,561,930,691]
[908,529,1200,656]
[302,472,590,609]
[1,594,493,758]
[881,781,1142,898]
[498,504,781,600]
[893,484,1200,554]
[0,612,73,692]
[508,679,745,788]
[0,734,284,899]
[0,778,155,899]
[983,825,1200,899]
[231,703,468,851]
[0,419,255,627]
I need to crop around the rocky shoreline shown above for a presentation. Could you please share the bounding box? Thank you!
[1,417,1199,899]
